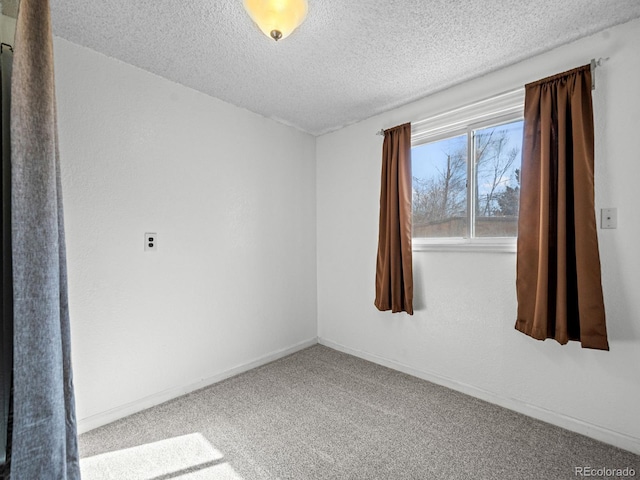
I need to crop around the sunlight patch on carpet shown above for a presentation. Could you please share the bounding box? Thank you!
[80,432,244,479]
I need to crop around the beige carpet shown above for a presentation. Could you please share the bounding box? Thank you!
[79,345,640,479]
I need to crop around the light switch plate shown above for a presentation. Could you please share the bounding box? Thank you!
[601,208,617,229]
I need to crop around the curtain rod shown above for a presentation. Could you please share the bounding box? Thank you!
[376,57,610,135]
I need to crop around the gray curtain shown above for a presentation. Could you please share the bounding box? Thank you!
[1,45,13,472]
[8,0,81,477]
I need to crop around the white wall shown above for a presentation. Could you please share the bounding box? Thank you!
[0,14,15,45]
[317,18,640,453]
[54,38,317,432]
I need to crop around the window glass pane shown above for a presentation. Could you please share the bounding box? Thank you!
[474,120,523,237]
[412,134,468,238]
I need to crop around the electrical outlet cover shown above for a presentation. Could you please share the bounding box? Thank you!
[145,232,158,251]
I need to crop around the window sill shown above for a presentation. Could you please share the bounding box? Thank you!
[412,238,517,253]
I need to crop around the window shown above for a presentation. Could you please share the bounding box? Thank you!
[411,89,524,251]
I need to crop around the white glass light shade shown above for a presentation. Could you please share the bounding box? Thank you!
[243,0,308,41]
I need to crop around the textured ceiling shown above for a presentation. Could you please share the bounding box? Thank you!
[48,1,640,136]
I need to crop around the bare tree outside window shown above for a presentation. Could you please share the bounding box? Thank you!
[412,119,523,239]
[412,134,467,237]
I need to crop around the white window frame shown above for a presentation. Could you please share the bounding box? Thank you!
[411,88,525,253]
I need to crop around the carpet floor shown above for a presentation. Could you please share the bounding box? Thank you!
[79,345,640,479]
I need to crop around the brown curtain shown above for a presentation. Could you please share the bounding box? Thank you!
[515,65,609,350]
[375,123,413,315]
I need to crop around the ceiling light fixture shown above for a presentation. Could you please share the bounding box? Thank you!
[243,0,308,42]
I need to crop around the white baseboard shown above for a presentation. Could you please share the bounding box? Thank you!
[318,337,640,455]
[77,337,318,434]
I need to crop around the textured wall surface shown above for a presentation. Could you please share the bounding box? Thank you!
[0,13,15,44]
[317,18,640,453]
[54,38,317,431]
